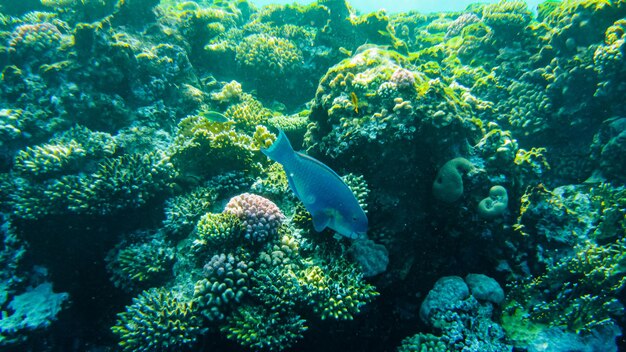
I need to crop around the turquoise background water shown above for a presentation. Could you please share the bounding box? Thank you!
[249,0,545,13]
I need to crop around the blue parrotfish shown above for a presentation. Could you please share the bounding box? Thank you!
[261,130,368,239]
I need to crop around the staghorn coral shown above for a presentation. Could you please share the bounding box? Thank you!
[70,151,175,215]
[14,141,86,178]
[111,287,203,352]
[504,236,626,346]
[224,193,285,244]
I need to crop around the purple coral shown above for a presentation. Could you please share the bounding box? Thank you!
[390,68,416,91]
[224,193,285,243]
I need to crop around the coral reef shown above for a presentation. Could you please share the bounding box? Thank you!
[3,0,626,350]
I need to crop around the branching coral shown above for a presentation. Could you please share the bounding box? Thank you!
[222,304,307,351]
[191,212,242,258]
[170,115,274,179]
[235,33,303,80]
[193,251,253,321]
[298,259,378,320]
[105,231,175,292]
[112,287,203,352]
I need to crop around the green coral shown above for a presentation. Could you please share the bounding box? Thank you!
[170,115,275,179]
[432,157,475,203]
[481,1,532,37]
[111,287,203,352]
[298,259,379,320]
[193,251,253,321]
[222,304,307,352]
[235,33,303,79]
[504,236,626,342]
[224,93,273,133]
[191,212,242,258]
[477,185,508,218]
[105,231,175,292]
[397,333,447,352]
[163,186,217,237]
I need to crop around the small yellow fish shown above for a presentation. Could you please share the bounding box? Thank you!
[350,92,359,114]
[339,47,352,56]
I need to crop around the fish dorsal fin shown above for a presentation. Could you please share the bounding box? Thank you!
[311,210,330,232]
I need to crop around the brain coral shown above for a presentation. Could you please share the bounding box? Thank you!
[224,193,285,244]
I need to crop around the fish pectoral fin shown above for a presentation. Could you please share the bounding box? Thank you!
[311,211,330,232]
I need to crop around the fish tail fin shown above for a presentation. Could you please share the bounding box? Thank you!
[261,129,294,164]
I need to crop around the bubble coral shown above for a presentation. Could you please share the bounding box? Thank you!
[224,193,285,244]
